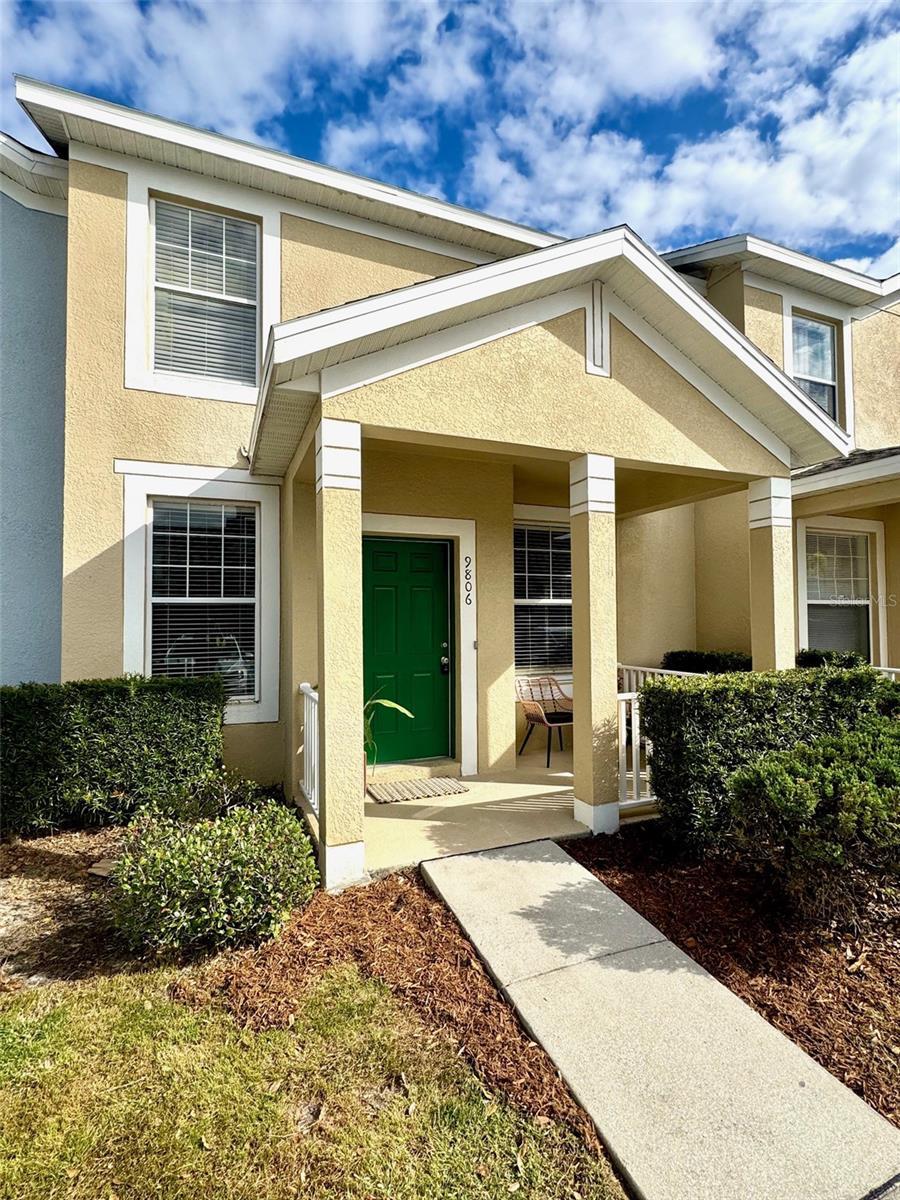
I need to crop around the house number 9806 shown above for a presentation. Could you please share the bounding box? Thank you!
[463,555,473,605]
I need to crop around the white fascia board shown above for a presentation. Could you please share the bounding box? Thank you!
[665,234,890,298]
[0,132,67,184]
[15,76,557,255]
[792,455,900,496]
[0,172,66,214]
[257,226,848,465]
[270,228,629,367]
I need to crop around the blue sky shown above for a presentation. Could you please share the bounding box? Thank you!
[4,0,899,273]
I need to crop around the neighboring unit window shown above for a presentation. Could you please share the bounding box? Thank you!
[792,314,838,419]
[514,525,572,671]
[153,201,258,386]
[150,499,258,699]
[805,529,870,659]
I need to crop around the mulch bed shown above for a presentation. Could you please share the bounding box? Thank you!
[0,827,128,989]
[174,871,604,1155]
[565,824,900,1128]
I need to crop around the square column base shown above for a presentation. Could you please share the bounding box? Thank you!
[320,841,368,892]
[573,798,620,835]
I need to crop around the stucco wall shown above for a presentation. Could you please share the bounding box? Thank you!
[63,160,478,785]
[0,192,66,683]
[281,215,470,320]
[693,490,752,654]
[851,305,900,450]
[617,506,696,665]
[327,311,788,477]
[743,284,784,368]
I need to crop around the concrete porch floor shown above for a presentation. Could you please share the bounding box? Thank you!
[364,749,583,874]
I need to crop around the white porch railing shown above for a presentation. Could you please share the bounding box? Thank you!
[876,665,900,681]
[619,663,700,691]
[299,682,319,817]
[616,665,701,812]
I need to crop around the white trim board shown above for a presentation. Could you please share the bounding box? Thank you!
[362,513,478,776]
[120,464,280,723]
[792,455,900,496]
[796,515,888,667]
[114,458,281,486]
[513,504,569,523]
[19,77,553,257]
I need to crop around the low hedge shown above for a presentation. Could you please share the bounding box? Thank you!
[660,649,752,674]
[640,666,882,852]
[1,676,225,835]
[728,717,900,921]
[796,649,867,668]
[111,801,319,950]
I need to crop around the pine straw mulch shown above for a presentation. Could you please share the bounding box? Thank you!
[0,827,127,990]
[173,870,604,1156]
[565,824,900,1128]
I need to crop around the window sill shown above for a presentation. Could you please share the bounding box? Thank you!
[125,367,258,406]
[224,697,278,725]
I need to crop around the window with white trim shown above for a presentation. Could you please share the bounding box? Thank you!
[805,529,871,659]
[150,499,258,699]
[792,313,838,420]
[514,524,572,671]
[153,200,259,386]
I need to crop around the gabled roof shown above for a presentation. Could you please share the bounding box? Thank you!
[251,226,850,474]
[15,76,557,260]
[664,235,899,308]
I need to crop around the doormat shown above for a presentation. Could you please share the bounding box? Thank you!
[367,777,470,804]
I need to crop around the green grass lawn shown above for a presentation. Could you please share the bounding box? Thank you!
[0,962,622,1200]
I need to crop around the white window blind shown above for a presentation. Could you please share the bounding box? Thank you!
[792,314,837,419]
[514,524,573,671]
[805,529,871,659]
[153,201,258,386]
[150,499,258,699]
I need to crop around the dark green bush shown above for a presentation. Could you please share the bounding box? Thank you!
[728,717,900,921]
[641,666,882,852]
[660,649,752,674]
[111,801,319,951]
[796,648,867,668]
[875,673,900,718]
[1,676,224,835]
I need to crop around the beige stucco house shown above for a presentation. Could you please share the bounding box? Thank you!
[3,78,898,887]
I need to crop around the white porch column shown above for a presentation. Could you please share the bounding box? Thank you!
[748,477,796,671]
[315,418,366,888]
[570,454,620,834]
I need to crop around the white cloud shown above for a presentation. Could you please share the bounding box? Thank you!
[833,237,900,277]
[3,0,897,263]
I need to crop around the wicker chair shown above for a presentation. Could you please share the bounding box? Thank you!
[515,675,574,767]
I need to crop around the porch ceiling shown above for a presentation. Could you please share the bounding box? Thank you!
[251,227,849,477]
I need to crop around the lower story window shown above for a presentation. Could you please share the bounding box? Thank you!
[150,498,258,699]
[514,523,573,671]
[805,528,871,660]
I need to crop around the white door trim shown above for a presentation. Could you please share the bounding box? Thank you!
[362,513,478,775]
[796,515,887,666]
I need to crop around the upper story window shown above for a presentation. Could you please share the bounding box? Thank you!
[792,313,838,420]
[153,200,259,386]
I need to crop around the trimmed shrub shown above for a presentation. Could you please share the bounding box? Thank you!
[640,666,882,852]
[728,718,900,922]
[150,765,278,823]
[796,648,867,668]
[110,801,319,950]
[660,649,752,674]
[1,676,224,835]
[875,673,900,718]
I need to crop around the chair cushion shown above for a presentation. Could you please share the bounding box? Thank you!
[544,710,573,725]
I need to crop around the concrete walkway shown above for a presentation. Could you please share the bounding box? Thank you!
[422,840,900,1200]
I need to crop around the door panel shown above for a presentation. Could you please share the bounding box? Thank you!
[363,537,451,763]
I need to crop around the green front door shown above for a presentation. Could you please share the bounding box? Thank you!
[363,537,452,763]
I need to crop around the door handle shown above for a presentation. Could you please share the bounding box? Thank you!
[440,656,450,674]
